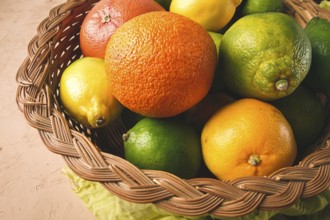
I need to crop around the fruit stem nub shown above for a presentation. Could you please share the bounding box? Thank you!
[248,154,261,166]
[96,117,105,127]
[275,79,288,91]
[122,133,129,142]
[101,15,111,24]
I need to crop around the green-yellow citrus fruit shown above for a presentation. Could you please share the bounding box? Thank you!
[219,12,312,101]
[208,32,223,58]
[240,0,284,16]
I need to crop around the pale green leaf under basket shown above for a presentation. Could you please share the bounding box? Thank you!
[63,167,329,220]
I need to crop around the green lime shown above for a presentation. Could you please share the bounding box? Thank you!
[154,0,171,10]
[240,0,284,16]
[207,31,229,92]
[208,32,223,58]
[123,118,201,179]
[271,86,326,158]
[303,17,330,96]
[219,12,312,101]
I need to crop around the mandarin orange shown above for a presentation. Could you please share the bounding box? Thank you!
[80,0,164,58]
[104,11,217,118]
[202,98,297,180]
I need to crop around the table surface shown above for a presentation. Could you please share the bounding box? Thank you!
[0,0,96,219]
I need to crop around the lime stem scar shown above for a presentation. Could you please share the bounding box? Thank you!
[248,155,261,166]
[122,133,129,142]
[275,79,288,91]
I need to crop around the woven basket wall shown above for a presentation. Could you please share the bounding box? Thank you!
[16,0,330,218]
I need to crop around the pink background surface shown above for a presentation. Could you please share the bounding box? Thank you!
[0,0,96,219]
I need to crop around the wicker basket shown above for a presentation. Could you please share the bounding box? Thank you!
[16,0,330,218]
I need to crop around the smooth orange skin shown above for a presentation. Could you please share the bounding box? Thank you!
[104,11,217,118]
[80,0,164,58]
[201,98,297,180]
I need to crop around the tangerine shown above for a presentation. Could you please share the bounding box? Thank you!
[79,0,164,58]
[104,11,217,118]
[201,98,297,180]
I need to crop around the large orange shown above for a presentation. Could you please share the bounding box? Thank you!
[201,98,297,180]
[104,11,217,118]
[79,0,164,58]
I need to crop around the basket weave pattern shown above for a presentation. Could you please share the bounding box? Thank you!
[16,0,330,218]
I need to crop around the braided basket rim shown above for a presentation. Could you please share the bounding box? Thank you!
[16,0,330,218]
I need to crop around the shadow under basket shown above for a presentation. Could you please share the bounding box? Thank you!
[16,0,330,218]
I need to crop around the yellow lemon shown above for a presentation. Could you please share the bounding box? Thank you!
[170,0,242,32]
[60,57,123,128]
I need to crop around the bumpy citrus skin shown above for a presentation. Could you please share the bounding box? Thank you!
[59,57,123,128]
[170,0,242,32]
[201,98,297,180]
[105,11,217,118]
[123,118,202,179]
[219,12,312,101]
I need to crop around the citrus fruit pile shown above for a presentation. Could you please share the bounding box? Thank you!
[59,0,329,180]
